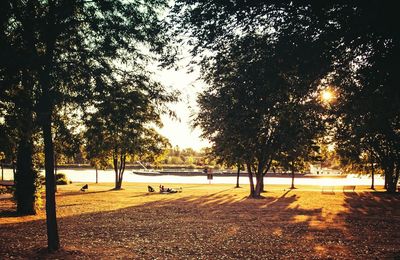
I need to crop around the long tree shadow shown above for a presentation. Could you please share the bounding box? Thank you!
[335,191,400,259]
[5,188,396,259]
[0,188,330,259]
[56,188,121,197]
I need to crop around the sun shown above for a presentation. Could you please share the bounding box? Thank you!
[320,88,336,103]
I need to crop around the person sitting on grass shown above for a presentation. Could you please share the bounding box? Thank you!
[159,184,177,193]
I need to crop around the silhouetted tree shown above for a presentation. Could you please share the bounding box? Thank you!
[195,34,329,198]
[84,75,175,189]
[1,0,172,251]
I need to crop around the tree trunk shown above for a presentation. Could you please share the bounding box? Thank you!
[291,168,295,189]
[12,162,16,181]
[113,153,121,190]
[247,163,255,198]
[290,161,295,189]
[95,167,98,184]
[384,171,388,190]
[41,113,60,251]
[253,171,266,198]
[387,178,397,193]
[54,153,57,193]
[1,163,3,180]
[259,176,265,193]
[370,161,375,190]
[235,163,240,188]
[386,166,399,194]
[14,94,36,215]
[113,154,126,190]
[15,135,36,215]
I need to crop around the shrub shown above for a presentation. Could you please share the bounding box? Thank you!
[56,173,69,185]
[38,172,69,185]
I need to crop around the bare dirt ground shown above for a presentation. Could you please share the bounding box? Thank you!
[1,183,399,259]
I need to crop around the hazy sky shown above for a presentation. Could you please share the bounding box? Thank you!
[154,62,210,151]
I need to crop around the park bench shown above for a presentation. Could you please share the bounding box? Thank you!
[342,185,356,192]
[321,185,334,192]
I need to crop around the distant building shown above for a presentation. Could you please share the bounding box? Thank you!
[309,164,342,175]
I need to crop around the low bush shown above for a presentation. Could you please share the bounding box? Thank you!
[56,173,69,185]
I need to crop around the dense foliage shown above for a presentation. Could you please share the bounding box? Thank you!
[1,0,173,251]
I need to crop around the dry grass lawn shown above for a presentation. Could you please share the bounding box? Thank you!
[1,183,400,259]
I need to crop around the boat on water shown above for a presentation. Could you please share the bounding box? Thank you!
[131,169,160,174]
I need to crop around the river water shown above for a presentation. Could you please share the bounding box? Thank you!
[1,168,384,186]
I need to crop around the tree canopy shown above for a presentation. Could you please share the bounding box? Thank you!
[1,0,174,251]
[172,0,400,194]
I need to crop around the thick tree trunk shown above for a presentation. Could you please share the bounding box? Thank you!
[41,113,60,251]
[386,168,399,194]
[113,154,126,190]
[259,176,265,193]
[387,178,397,193]
[15,136,36,215]
[256,161,266,194]
[247,163,255,197]
[235,163,240,188]
[14,95,36,215]
[254,174,264,198]
[115,178,122,189]
[384,161,399,193]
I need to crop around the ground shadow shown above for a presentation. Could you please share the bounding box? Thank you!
[0,187,325,259]
[336,191,400,259]
[2,188,398,259]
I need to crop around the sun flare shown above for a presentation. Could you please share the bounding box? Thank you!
[320,88,336,103]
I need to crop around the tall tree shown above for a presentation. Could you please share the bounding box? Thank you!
[276,102,323,189]
[196,34,329,198]
[326,3,400,193]
[172,0,400,194]
[1,0,172,251]
[84,74,175,190]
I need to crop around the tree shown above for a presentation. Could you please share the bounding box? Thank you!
[89,156,109,184]
[276,102,323,189]
[84,75,175,190]
[173,1,400,194]
[171,1,336,197]
[1,0,172,251]
[53,109,81,174]
[326,4,400,193]
[195,34,329,198]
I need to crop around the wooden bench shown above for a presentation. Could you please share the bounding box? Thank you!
[321,185,334,192]
[342,185,356,192]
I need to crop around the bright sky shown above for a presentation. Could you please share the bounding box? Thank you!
[153,63,210,151]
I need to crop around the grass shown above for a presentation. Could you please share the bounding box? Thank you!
[0,183,399,259]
